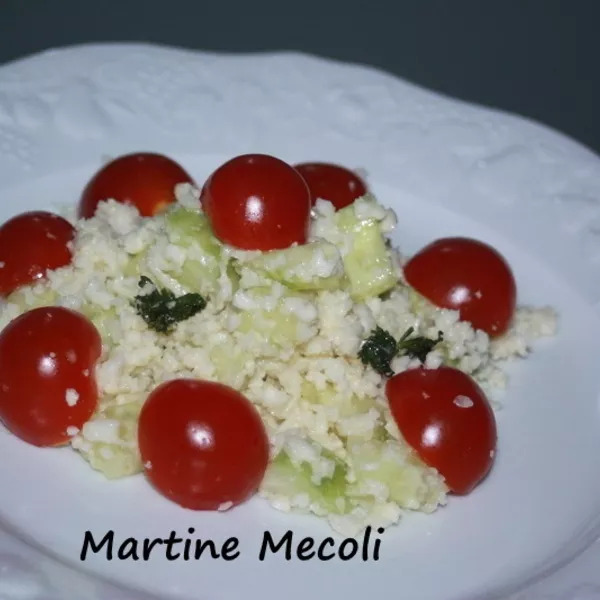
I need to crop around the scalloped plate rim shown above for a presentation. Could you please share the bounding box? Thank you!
[0,42,599,600]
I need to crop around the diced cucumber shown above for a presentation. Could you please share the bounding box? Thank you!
[408,287,429,314]
[128,250,223,296]
[171,257,221,295]
[165,208,223,294]
[7,287,57,311]
[123,253,144,278]
[245,241,346,291]
[210,343,252,388]
[75,402,143,479]
[261,450,349,514]
[301,381,376,417]
[166,208,220,255]
[79,304,118,342]
[103,401,142,431]
[80,443,142,479]
[237,309,301,348]
[235,288,315,348]
[226,261,240,294]
[348,440,446,509]
[336,200,398,300]
[300,380,321,403]
[372,424,390,442]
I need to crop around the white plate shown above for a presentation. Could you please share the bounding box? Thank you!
[1,43,600,600]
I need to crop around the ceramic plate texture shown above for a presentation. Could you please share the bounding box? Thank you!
[1,44,600,600]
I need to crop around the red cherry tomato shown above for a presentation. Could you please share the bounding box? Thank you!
[0,211,75,297]
[386,366,496,494]
[200,154,311,250]
[404,237,516,337]
[294,162,367,209]
[138,379,269,510]
[78,152,194,218]
[0,307,101,447]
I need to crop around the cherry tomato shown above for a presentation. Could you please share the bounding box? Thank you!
[386,366,496,494]
[294,162,367,209]
[138,379,269,510]
[78,152,194,218]
[404,237,516,337]
[0,211,75,297]
[200,154,311,250]
[0,307,101,447]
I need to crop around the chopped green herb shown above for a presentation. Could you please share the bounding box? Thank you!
[132,276,207,334]
[358,326,397,377]
[358,326,444,377]
[397,326,444,363]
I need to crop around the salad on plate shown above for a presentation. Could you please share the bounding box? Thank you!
[0,152,556,535]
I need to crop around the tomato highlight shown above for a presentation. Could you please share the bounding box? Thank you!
[0,307,101,447]
[404,237,516,337]
[386,366,497,494]
[200,154,311,250]
[138,379,269,510]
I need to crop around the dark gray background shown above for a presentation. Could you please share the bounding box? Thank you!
[1,0,598,154]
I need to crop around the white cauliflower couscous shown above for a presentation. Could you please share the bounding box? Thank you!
[0,178,556,536]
